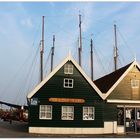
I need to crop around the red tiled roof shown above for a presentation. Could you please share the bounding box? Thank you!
[94,62,133,93]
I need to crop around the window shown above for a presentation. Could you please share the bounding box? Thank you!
[39,105,52,120]
[64,64,73,74]
[64,78,74,88]
[131,80,139,88]
[117,107,124,125]
[83,107,95,120]
[61,106,74,120]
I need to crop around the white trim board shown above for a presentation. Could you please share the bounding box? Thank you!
[105,61,140,99]
[29,127,104,134]
[107,99,140,104]
[27,53,104,99]
[29,121,117,134]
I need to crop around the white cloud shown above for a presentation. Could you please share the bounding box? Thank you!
[21,18,33,28]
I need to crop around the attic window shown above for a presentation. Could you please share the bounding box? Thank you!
[64,64,73,74]
[64,78,74,88]
[131,80,139,88]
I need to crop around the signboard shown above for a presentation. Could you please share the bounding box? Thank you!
[30,98,38,105]
[49,98,85,104]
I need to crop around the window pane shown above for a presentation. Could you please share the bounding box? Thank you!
[63,107,67,112]
[89,114,93,119]
[68,107,73,112]
[68,113,73,120]
[41,112,45,118]
[83,107,88,113]
[89,107,93,113]
[65,79,68,82]
[46,113,51,118]
[41,106,45,111]
[47,106,51,112]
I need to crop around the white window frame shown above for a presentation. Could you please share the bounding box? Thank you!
[64,64,73,74]
[131,79,139,88]
[39,105,52,120]
[83,106,95,120]
[64,78,74,88]
[61,106,74,120]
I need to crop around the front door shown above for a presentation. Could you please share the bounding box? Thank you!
[125,108,135,133]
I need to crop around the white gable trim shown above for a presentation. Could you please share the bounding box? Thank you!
[105,61,140,99]
[27,54,104,99]
[107,99,140,104]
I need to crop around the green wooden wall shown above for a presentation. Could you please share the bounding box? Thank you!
[28,61,104,128]
[103,104,117,121]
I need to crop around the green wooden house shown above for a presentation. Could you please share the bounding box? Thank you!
[27,53,140,134]
[95,60,140,134]
[27,54,112,134]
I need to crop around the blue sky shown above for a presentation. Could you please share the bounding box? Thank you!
[0,2,140,105]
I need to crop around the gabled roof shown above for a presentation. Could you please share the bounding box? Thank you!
[94,60,140,99]
[27,53,105,99]
[94,62,132,93]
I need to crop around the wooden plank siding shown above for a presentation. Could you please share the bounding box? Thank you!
[108,66,140,100]
[28,61,104,128]
[103,104,117,121]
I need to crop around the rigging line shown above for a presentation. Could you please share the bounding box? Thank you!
[104,51,113,73]
[14,44,40,104]
[32,21,42,48]
[117,49,127,65]
[0,45,39,100]
[0,20,41,99]
[117,27,135,58]
[17,44,39,104]
[118,57,123,68]
[14,49,39,105]
[26,50,39,95]
[15,49,39,105]
[73,38,79,61]
[44,48,52,76]
[54,24,78,37]
[94,47,107,75]
[22,45,40,97]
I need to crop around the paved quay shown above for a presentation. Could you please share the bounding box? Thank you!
[0,120,140,138]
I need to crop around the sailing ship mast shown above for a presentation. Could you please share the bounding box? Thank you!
[40,16,45,82]
[114,24,118,71]
[51,35,55,72]
[90,37,93,81]
[78,13,82,67]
